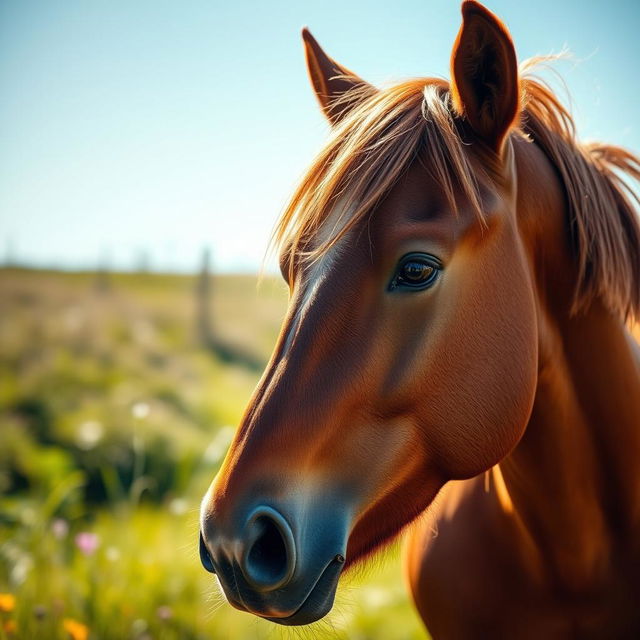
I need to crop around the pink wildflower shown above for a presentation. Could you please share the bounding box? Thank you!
[74,532,99,556]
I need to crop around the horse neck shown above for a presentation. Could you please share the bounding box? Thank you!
[495,136,640,590]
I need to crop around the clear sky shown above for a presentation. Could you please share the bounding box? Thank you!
[1,0,638,273]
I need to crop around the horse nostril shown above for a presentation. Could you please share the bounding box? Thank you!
[199,532,216,574]
[241,507,296,592]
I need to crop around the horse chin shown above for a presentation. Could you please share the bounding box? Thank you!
[262,558,344,626]
[257,533,391,626]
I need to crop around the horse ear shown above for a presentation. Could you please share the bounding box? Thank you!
[302,27,374,125]
[450,1,519,154]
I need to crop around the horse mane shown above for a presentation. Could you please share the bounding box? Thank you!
[519,61,640,321]
[273,61,640,322]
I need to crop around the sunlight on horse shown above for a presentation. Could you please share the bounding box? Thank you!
[199,1,640,636]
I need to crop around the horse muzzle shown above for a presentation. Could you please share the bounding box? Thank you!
[199,500,349,625]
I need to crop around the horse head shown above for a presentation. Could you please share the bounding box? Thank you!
[200,1,540,625]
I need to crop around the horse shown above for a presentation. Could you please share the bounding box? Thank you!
[199,1,640,636]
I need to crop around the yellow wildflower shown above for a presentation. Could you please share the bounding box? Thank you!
[63,618,89,640]
[0,593,15,612]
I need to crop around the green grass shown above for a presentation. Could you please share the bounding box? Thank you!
[0,267,428,639]
[1,504,426,640]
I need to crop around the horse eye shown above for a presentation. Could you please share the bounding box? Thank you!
[388,253,442,292]
[402,261,433,282]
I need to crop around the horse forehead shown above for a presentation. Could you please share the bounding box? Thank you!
[308,156,465,257]
[301,157,475,283]
[371,161,467,231]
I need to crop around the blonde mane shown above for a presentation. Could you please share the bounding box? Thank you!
[273,62,640,322]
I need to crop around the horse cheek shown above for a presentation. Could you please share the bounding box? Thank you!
[424,229,538,479]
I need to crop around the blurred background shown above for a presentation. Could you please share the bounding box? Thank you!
[1,1,638,638]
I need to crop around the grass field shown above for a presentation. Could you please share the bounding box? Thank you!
[0,267,428,640]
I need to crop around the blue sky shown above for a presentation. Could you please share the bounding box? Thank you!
[1,0,638,273]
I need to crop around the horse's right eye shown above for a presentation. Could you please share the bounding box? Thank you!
[388,253,442,292]
[401,261,434,283]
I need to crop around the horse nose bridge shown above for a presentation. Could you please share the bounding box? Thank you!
[228,347,371,478]
[228,296,307,444]
[237,359,342,447]
[275,311,370,404]
[279,264,365,359]
[250,277,375,430]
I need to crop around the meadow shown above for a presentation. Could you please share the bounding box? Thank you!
[0,267,428,640]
